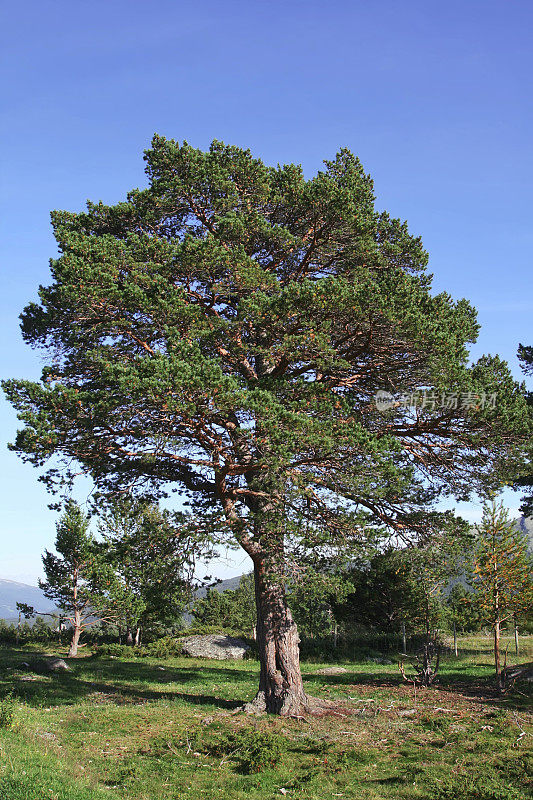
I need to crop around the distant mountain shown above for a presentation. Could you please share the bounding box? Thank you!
[518,515,533,551]
[0,579,57,621]
[194,574,244,600]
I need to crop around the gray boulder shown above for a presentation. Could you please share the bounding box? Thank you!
[31,657,70,673]
[180,634,250,660]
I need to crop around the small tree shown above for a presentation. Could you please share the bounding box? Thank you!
[40,500,135,656]
[473,500,533,691]
[99,500,208,644]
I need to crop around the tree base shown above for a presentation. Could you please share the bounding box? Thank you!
[240,691,345,718]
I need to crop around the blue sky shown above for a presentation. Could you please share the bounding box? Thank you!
[1,0,532,584]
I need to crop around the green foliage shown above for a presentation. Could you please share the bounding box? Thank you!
[226,729,287,773]
[0,692,18,729]
[288,569,350,639]
[335,536,466,640]
[141,635,183,658]
[446,584,483,633]
[515,342,533,515]
[39,500,137,653]
[99,499,207,639]
[473,500,533,626]
[3,136,528,571]
[191,574,256,634]
[432,774,524,800]
[94,636,183,659]
[182,623,230,636]
[93,643,138,659]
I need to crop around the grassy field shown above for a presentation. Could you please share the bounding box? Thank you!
[0,635,531,800]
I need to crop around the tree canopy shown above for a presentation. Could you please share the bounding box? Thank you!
[3,137,529,712]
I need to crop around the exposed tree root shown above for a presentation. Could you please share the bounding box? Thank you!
[239,691,350,718]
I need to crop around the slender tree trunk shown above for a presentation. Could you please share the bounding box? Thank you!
[401,621,407,653]
[453,621,458,657]
[125,628,134,646]
[244,555,309,716]
[513,614,519,656]
[134,627,141,647]
[68,611,82,657]
[494,618,502,691]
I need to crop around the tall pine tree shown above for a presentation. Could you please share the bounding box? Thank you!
[3,138,529,712]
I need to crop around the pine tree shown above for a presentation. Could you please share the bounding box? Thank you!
[515,343,533,515]
[40,500,136,656]
[3,138,530,713]
[473,500,533,690]
[99,500,207,644]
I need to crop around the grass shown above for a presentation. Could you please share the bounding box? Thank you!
[0,635,531,799]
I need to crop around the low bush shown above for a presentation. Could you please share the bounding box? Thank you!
[432,774,524,800]
[141,636,183,658]
[230,729,287,773]
[93,643,137,659]
[0,693,18,729]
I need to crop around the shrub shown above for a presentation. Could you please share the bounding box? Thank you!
[93,643,137,659]
[433,774,524,800]
[0,693,18,729]
[232,729,286,773]
[141,636,183,658]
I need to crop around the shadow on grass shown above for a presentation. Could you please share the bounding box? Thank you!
[0,648,255,711]
[304,663,532,712]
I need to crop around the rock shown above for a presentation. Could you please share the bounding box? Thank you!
[180,634,250,660]
[31,657,70,673]
[397,709,417,717]
[316,666,348,675]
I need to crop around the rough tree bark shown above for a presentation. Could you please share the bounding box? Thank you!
[243,554,310,716]
[68,610,82,657]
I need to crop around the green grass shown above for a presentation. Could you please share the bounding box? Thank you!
[0,635,531,799]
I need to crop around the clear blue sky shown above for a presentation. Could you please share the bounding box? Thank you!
[1,0,532,584]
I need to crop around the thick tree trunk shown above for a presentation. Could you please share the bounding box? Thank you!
[69,612,82,657]
[244,557,310,716]
[125,628,134,646]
